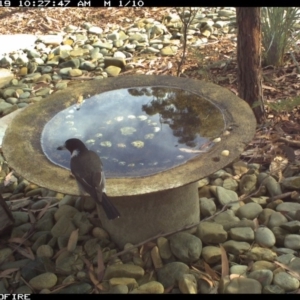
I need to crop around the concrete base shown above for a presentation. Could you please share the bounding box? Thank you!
[98,182,200,248]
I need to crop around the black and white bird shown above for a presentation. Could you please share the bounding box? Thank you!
[57,138,120,220]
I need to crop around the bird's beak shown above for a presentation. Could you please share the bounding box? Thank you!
[57,144,66,150]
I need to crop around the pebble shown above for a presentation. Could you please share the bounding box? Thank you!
[29,272,57,290]
[222,240,251,255]
[255,227,276,247]
[104,264,145,280]
[252,261,277,271]
[169,232,202,263]
[239,173,257,194]
[268,212,288,228]
[201,246,221,264]
[50,217,76,237]
[288,257,300,273]
[284,234,300,250]
[229,227,254,242]
[178,274,197,294]
[36,245,53,258]
[157,237,172,260]
[110,284,129,294]
[215,186,239,209]
[262,285,285,294]
[276,202,300,218]
[236,203,263,219]
[157,262,189,288]
[248,269,273,287]
[54,205,79,220]
[0,248,12,264]
[280,220,300,233]
[200,197,216,217]
[196,222,227,244]
[273,272,300,291]
[230,265,248,275]
[257,173,282,197]
[220,277,262,293]
[246,247,277,261]
[109,277,138,289]
[130,281,164,294]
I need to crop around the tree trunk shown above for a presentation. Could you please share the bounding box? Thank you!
[236,7,265,124]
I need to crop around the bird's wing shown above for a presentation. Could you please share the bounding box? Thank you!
[70,150,106,203]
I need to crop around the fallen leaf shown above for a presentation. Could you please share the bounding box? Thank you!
[15,246,35,260]
[220,244,229,277]
[0,268,19,278]
[274,261,300,280]
[37,201,51,220]
[67,229,79,252]
[203,262,219,281]
[4,171,14,186]
[97,248,105,282]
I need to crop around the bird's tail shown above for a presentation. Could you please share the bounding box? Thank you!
[101,193,120,220]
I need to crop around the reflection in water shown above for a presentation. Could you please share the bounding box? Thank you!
[41,87,225,178]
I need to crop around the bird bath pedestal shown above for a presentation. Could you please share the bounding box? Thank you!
[2,75,256,247]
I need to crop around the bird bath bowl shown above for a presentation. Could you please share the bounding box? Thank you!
[2,75,256,247]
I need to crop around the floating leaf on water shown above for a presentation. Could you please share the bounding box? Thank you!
[115,116,124,122]
[117,143,126,148]
[138,115,148,121]
[128,115,136,119]
[221,150,229,156]
[179,148,202,153]
[95,133,103,138]
[144,133,155,139]
[86,139,95,144]
[131,141,144,148]
[153,127,160,132]
[120,127,136,135]
[100,141,112,147]
[213,137,221,143]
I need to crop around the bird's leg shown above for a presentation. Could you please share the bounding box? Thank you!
[96,204,103,225]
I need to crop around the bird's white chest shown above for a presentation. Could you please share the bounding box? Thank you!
[71,149,80,158]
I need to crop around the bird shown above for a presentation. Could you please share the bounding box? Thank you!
[57,138,120,220]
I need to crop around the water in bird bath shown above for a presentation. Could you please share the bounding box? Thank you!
[41,86,225,178]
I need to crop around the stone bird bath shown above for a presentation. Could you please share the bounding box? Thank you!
[2,75,256,247]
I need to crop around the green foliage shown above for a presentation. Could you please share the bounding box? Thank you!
[267,96,300,113]
[261,7,300,67]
